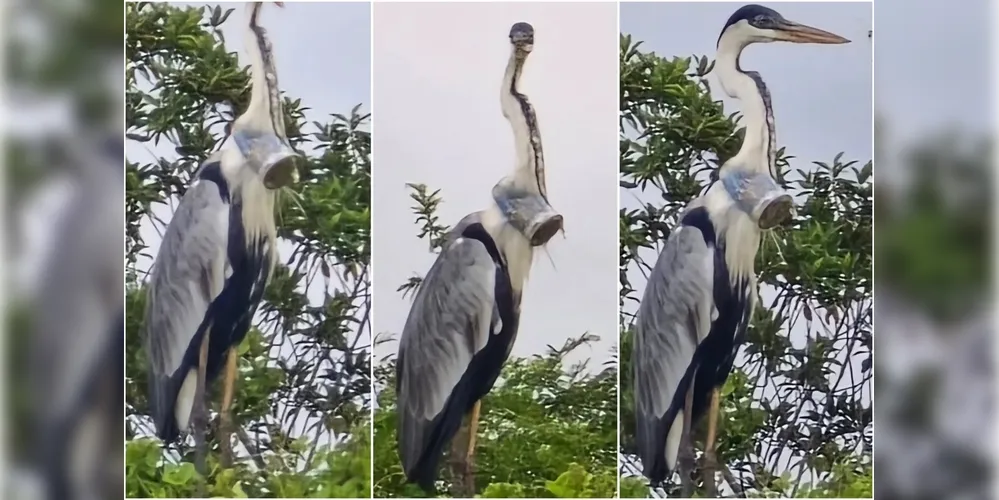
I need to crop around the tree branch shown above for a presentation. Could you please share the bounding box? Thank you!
[721,462,746,497]
[235,423,268,471]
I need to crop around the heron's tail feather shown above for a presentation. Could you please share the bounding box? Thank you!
[149,373,181,443]
[637,412,672,484]
[401,382,482,494]
[402,406,462,494]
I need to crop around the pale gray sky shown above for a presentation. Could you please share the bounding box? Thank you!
[371,2,620,372]
[872,0,993,187]
[873,0,993,138]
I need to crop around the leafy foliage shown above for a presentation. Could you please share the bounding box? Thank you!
[372,185,618,498]
[125,4,369,497]
[618,35,872,497]
[126,423,371,498]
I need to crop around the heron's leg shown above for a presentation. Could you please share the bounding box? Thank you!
[220,347,238,468]
[193,331,211,489]
[466,401,481,462]
[705,387,721,458]
[678,381,696,497]
[448,402,481,497]
[704,387,721,497]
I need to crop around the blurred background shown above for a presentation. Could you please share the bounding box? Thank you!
[871,0,993,499]
[6,1,122,499]
[0,0,995,499]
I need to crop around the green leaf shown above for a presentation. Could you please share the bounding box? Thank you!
[162,462,196,486]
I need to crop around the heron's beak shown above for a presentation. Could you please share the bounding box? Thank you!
[232,129,300,189]
[777,21,851,44]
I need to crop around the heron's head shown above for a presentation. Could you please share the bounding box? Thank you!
[509,22,535,60]
[492,182,563,247]
[717,4,850,48]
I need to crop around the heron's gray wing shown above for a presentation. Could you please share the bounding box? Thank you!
[396,236,496,474]
[143,177,228,434]
[633,224,714,474]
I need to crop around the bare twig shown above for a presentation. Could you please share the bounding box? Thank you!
[721,462,746,497]
[235,424,268,470]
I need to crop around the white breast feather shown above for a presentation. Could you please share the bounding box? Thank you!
[703,184,761,284]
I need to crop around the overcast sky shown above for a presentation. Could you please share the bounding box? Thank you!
[371,2,620,371]
[873,0,993,138]
[872,0,993,185]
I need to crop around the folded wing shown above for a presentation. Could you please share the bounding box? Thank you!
[633,224,715,482]
[144,170,229,441]
[396,235,498,488]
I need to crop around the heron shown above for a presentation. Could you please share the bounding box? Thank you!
[632,4,849,489]
[395,22,563,493]
[143,1,297,471]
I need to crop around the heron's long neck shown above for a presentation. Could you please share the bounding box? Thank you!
[500,50,548,202]
[716,38,776,177]
[239,5,287,140]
